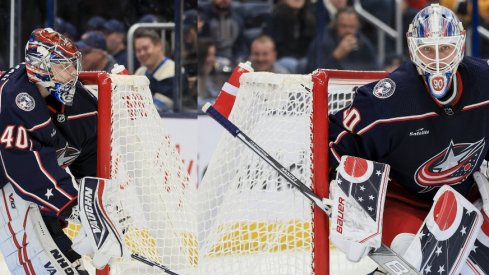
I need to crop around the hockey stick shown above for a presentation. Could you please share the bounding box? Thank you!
[202,103,420,275]
[131,253,179,275]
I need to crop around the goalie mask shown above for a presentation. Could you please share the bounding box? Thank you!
[25,28,81,105]
[407,4,465,106]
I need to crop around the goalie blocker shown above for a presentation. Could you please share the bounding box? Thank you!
[330,156,390,262]
[72,177,129,270]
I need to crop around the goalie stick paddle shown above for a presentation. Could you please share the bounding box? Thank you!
[202,103,420,275]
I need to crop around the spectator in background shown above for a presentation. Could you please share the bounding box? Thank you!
[76,41,115,72]
[440,0,471,27]
[54,17,78,41]
[263,0,315,73]
[249,35,289,74]
[479,0,489,58]
[81,30,108,50]
[405,0,428,10]
[197,38,220,109]
[322,0,347,26]
[183,10,199,111]
[138,14,161,23]
[134,29,175,112]
[103,19,128,67]
[183,10,198,69]
[77,31,116,71]
[200,0,248,66]
[307,7,378,71]
[84,16,106,33]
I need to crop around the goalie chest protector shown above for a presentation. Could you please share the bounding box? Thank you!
[329,56,489,200]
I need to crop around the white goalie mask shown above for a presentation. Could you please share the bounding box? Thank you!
[407,4,465,105]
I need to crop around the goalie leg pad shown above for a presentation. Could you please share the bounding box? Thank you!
[0,182,81,274]
[460,200,489,275]
[402,185,482,274]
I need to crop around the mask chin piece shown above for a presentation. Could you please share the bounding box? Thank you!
[426,73,450,100]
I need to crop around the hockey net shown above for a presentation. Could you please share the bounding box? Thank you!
[197,69,387,275]
[73,72,198,275]
[0,70,388,274]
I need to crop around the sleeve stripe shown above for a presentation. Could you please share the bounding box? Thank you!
[27,118,51,132]
[33,151,74,200]
[0,151,59,212]
[462,99,489,111]
[67,111,97,120]
[356,112,438,135]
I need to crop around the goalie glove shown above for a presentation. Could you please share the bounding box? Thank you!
[72,177,129,269]
[330,156,390,262]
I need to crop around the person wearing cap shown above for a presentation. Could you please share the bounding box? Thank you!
[85,16,106,32]
[138,14,160,23]
[103,19,128,67]
[134,29,175,111]
[77,31,116,72]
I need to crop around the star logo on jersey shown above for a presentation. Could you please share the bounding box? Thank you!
[415,139,485,192]
[45,188,53,200]
[372,78,396,99]
[15,92,35,111]
[56,144,80,168]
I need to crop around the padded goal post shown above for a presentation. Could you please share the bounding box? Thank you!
[198,69,387,275]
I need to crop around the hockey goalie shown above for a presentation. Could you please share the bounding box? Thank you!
[0,28,127,274]
[328,4,489,274]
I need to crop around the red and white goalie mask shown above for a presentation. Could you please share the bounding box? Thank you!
[407,4,465,105]
[25,28,81,105]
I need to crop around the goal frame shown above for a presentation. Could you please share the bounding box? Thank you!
[311,69,387,275]
[79,71,112,275]
[79,70,389,275]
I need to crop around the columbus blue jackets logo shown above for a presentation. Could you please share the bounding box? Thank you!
[56,145,80,168]
[15,92,35,111]
[415,139,485,192]
[373,78,396,99]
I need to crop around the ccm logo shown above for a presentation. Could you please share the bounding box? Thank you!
[336,197,345,234]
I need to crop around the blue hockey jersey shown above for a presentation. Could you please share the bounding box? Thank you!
[0,64,97,215]
[329,56,489,200]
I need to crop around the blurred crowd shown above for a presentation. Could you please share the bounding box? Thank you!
[197,0,489,109]
[3,0,489,115]
[0,0,198,114]
[63,13,199,113]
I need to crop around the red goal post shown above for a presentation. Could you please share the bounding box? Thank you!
[314,70,388,274]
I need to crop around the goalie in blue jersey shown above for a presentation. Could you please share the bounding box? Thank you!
[0,28,127,274]
[329,4,489,274]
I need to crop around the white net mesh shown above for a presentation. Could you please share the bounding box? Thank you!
[0,71,385,274]
[104,75,198,274]
[196,71,383,275]
[197,73,316,275]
